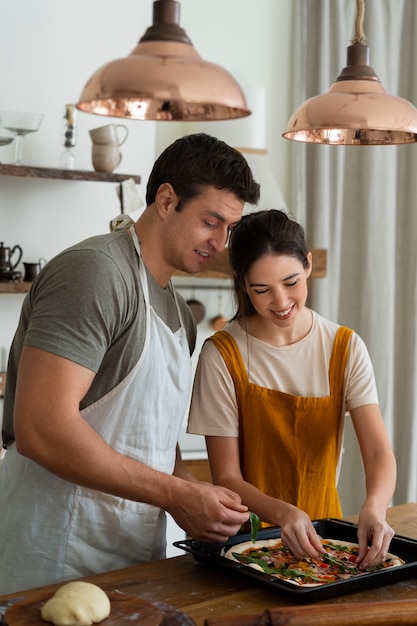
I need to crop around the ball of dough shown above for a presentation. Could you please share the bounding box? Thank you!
[41,582,111,626]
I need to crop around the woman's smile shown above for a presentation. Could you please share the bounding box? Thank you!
[271,305,294,320]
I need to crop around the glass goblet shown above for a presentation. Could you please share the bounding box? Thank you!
[0,111,44,165]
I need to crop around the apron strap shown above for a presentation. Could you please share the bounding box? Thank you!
[129,224,185,333]
[212,326,354,397]
[328,326,353,395]
[208,330,247,384]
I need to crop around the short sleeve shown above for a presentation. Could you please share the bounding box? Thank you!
[344,332,379,411]
[24,248,132,372]
[187,338,239,437]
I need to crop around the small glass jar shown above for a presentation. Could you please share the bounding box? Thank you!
[59,104,77,169]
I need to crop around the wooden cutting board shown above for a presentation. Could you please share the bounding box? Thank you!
[4,590,195,626]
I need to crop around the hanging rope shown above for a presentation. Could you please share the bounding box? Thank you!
[351,0,367,44]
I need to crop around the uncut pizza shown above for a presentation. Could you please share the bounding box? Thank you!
[222,537,404,587]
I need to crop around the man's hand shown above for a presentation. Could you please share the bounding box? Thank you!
[169,482,249,543]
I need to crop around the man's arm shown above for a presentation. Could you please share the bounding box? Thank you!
[14,345,248,542]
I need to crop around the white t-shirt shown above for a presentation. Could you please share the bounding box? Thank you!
[188,311,379,438]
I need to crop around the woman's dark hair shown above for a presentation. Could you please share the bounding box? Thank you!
[229,209,310,319]
[146,133,260,209]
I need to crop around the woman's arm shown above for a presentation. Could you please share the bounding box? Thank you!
[206,435,324,558]
[350,403,396,568]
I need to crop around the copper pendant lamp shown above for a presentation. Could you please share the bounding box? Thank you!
[76,0,250,121]
[283,0,417,145]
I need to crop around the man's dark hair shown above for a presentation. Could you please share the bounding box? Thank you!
[146,133,260,210]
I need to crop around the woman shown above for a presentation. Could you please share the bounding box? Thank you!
[187,209,396,569]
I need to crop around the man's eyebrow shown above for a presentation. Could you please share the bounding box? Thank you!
[206,210,228,222]
[205,208,241,226]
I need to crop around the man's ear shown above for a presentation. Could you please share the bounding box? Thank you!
[154,183,178,217]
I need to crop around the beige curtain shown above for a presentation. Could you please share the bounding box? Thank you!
[289,0,417,513]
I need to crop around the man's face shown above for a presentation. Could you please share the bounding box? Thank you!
[162,186,244,276]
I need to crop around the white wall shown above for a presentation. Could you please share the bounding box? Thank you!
[0,1,158,362]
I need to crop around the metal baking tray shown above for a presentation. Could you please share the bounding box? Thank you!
[174,518,417,602]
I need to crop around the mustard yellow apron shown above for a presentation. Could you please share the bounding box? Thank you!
[209,326,353,521]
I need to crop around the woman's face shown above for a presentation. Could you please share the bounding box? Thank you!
[244,252,312,327]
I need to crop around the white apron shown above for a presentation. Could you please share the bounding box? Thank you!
[0,227,192,594]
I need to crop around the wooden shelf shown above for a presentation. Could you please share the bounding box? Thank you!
[175,248,327,280]
[0,249,327,294]
[0,166,325,290]
[0,281,32,294]
[0,164,140,184]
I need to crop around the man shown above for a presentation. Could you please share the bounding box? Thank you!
[0,133,260,594]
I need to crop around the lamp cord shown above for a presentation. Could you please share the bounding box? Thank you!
[352,0,366,44]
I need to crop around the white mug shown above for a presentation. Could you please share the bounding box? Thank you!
[92,144,122,173]
[89,124,129,147]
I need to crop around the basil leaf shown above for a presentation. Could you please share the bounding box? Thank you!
[281,568,323,582]
[232,554,323,583]
[232,552,276,574]
[322,553,357,573]
[249,511,260,543]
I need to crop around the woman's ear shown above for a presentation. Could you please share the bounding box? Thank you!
[306,251,313,279]
[154,183,178,218]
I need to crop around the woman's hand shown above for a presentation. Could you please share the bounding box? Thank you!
[356,503,395,569]
[279,504,326,559]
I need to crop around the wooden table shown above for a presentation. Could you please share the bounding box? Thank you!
[1,503,416,626]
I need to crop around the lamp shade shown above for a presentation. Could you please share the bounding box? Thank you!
[283,43,417,145]
[76,0,250,121]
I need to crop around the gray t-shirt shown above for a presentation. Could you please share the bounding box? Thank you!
[2,229,196,446]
